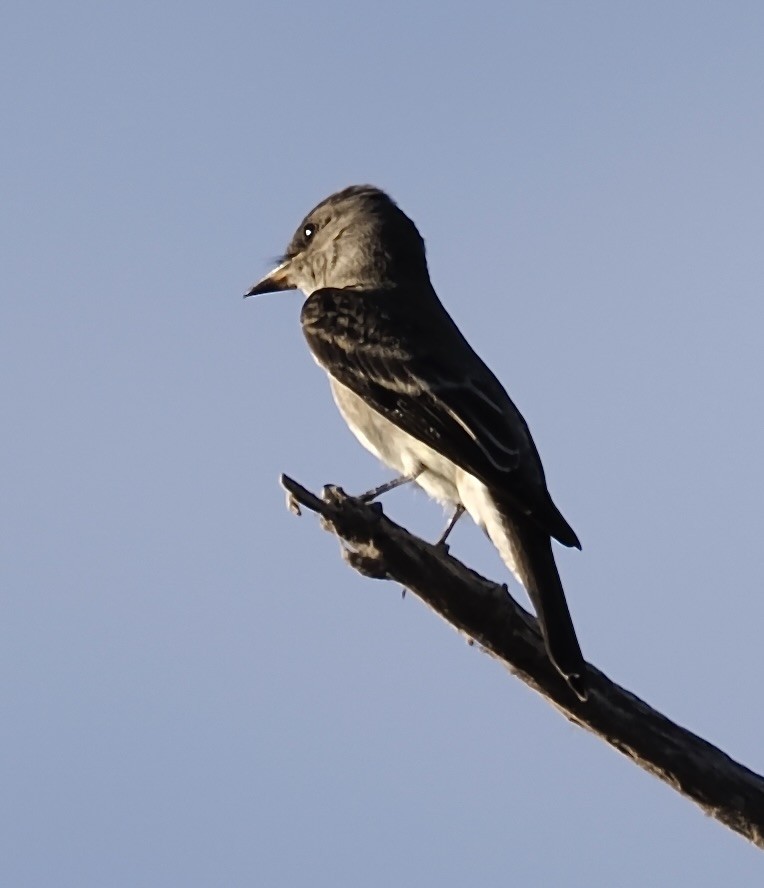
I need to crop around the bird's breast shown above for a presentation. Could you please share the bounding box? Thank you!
[327,377,461,505]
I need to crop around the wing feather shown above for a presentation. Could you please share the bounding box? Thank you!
[301,287,580,547]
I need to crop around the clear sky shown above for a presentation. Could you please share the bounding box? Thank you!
[2,1,764,884]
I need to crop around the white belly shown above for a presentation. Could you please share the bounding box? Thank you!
[328,377,523,584]
[329,377,461,504]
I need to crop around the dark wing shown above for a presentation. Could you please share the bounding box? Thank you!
[301,287,579,547]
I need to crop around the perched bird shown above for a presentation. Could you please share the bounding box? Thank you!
[246,185,587,700]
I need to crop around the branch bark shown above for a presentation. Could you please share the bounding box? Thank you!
[281,473,764,850]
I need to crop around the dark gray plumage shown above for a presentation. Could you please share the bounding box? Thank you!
[246,185,587,699]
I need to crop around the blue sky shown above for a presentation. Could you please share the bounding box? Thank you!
[2,2,764,884]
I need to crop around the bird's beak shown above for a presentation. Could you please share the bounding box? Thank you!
[243,260,296,298]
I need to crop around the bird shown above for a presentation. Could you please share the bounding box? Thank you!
[245,185,587,700]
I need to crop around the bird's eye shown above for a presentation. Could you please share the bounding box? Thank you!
[303,223,316,240]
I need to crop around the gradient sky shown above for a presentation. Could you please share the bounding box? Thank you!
[3,2,764,884]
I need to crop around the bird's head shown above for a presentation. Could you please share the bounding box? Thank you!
[245,185,429,298]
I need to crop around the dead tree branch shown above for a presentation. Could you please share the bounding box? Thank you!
[280,473,764,850]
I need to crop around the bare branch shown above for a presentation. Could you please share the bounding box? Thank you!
[280,473,764,850]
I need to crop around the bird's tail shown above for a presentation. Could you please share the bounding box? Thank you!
[493,507,588,700]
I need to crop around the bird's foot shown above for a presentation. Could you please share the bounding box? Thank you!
[357,469,423,503]
[434,505,465,551]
